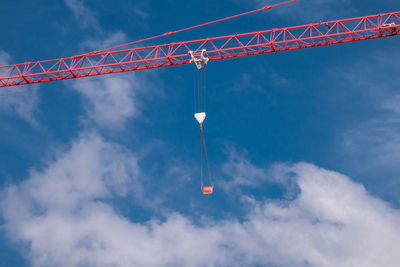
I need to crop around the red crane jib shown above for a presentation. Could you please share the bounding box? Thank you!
[0,11,399,88]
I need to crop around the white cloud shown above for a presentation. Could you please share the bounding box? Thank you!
[0,49,11,66]
[63,1,159,133]
[69,24,159,130]
[382,94,400,115]
[274,0,355,21]
[221,149,299,199]
[2,133,140,212]
[0,87,40,127]
[133,7,149,19]
[79,31,127,52]
[236,163,400,267]
[341,118,400,173]
[0,132,145,266]
[2,143,400,267]
[221,147,269,189]
[69,74,143,129]
[336,50,400,174]
[0,49,39,127]
[64,0,102,32]
[231,65,290,94]
[233,0,354,22]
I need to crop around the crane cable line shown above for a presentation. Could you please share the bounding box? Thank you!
[200,120,213,191]
[192,51,213,194]
[181,0,296,195]
[196,71,213,194]
[194,66,206,113]
[83,0,298,55]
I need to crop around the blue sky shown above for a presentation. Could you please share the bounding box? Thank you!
[1,0,400,266]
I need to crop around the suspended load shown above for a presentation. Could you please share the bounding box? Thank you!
[194,112,213,195]
[191,50,213,194]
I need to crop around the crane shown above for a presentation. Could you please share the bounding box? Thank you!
[1,4,399,194]
[0,10,399,88]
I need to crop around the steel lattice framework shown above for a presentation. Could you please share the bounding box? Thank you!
[0,11,399,88]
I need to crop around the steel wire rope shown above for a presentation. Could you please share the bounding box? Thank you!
[197,69,200,112]
[80,0,298,56]
[200,126,204,188]
[200,70,203,111]
[201,128,213,186]
[193,67,196,113]
[204,68,207,113]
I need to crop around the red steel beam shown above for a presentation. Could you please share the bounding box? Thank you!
[1,11,399,88]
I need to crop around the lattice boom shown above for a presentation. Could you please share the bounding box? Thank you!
[0,11,399,87]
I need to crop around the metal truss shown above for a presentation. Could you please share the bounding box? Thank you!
[1,11,399,87]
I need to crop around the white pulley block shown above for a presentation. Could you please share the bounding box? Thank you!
[194,112,206,124]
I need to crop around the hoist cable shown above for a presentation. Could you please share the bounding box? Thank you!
[200,70,203,111]
[193,67,196,113]
[197,70,200,112]
[83,0,298,55]
[202,70,204,111]
[204,69,207,112]
[199,126,213,188]
[198,70,201,112]
[201,129,213,186]
[200,127,203,188]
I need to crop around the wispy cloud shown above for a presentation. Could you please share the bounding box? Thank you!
[129,2,151,30]
[220,147,299,199]
[69,75,137,129]
[272,0,355,22]
[133,7,149,20]
[0,49,11,66]
[1,131,142,215]
[0,49,40,127]
[231,64,291,92]
[79,31,127,52]
[68,29,160,130]
[66,8,160,131]
[382,94,400,115]
[64,0,102,32]
[2,153,400,266]
[336,50,400,173]
[221,147,269,189]
[0,87,40,128]
[232,0,355,22]
[68,71,157,130]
